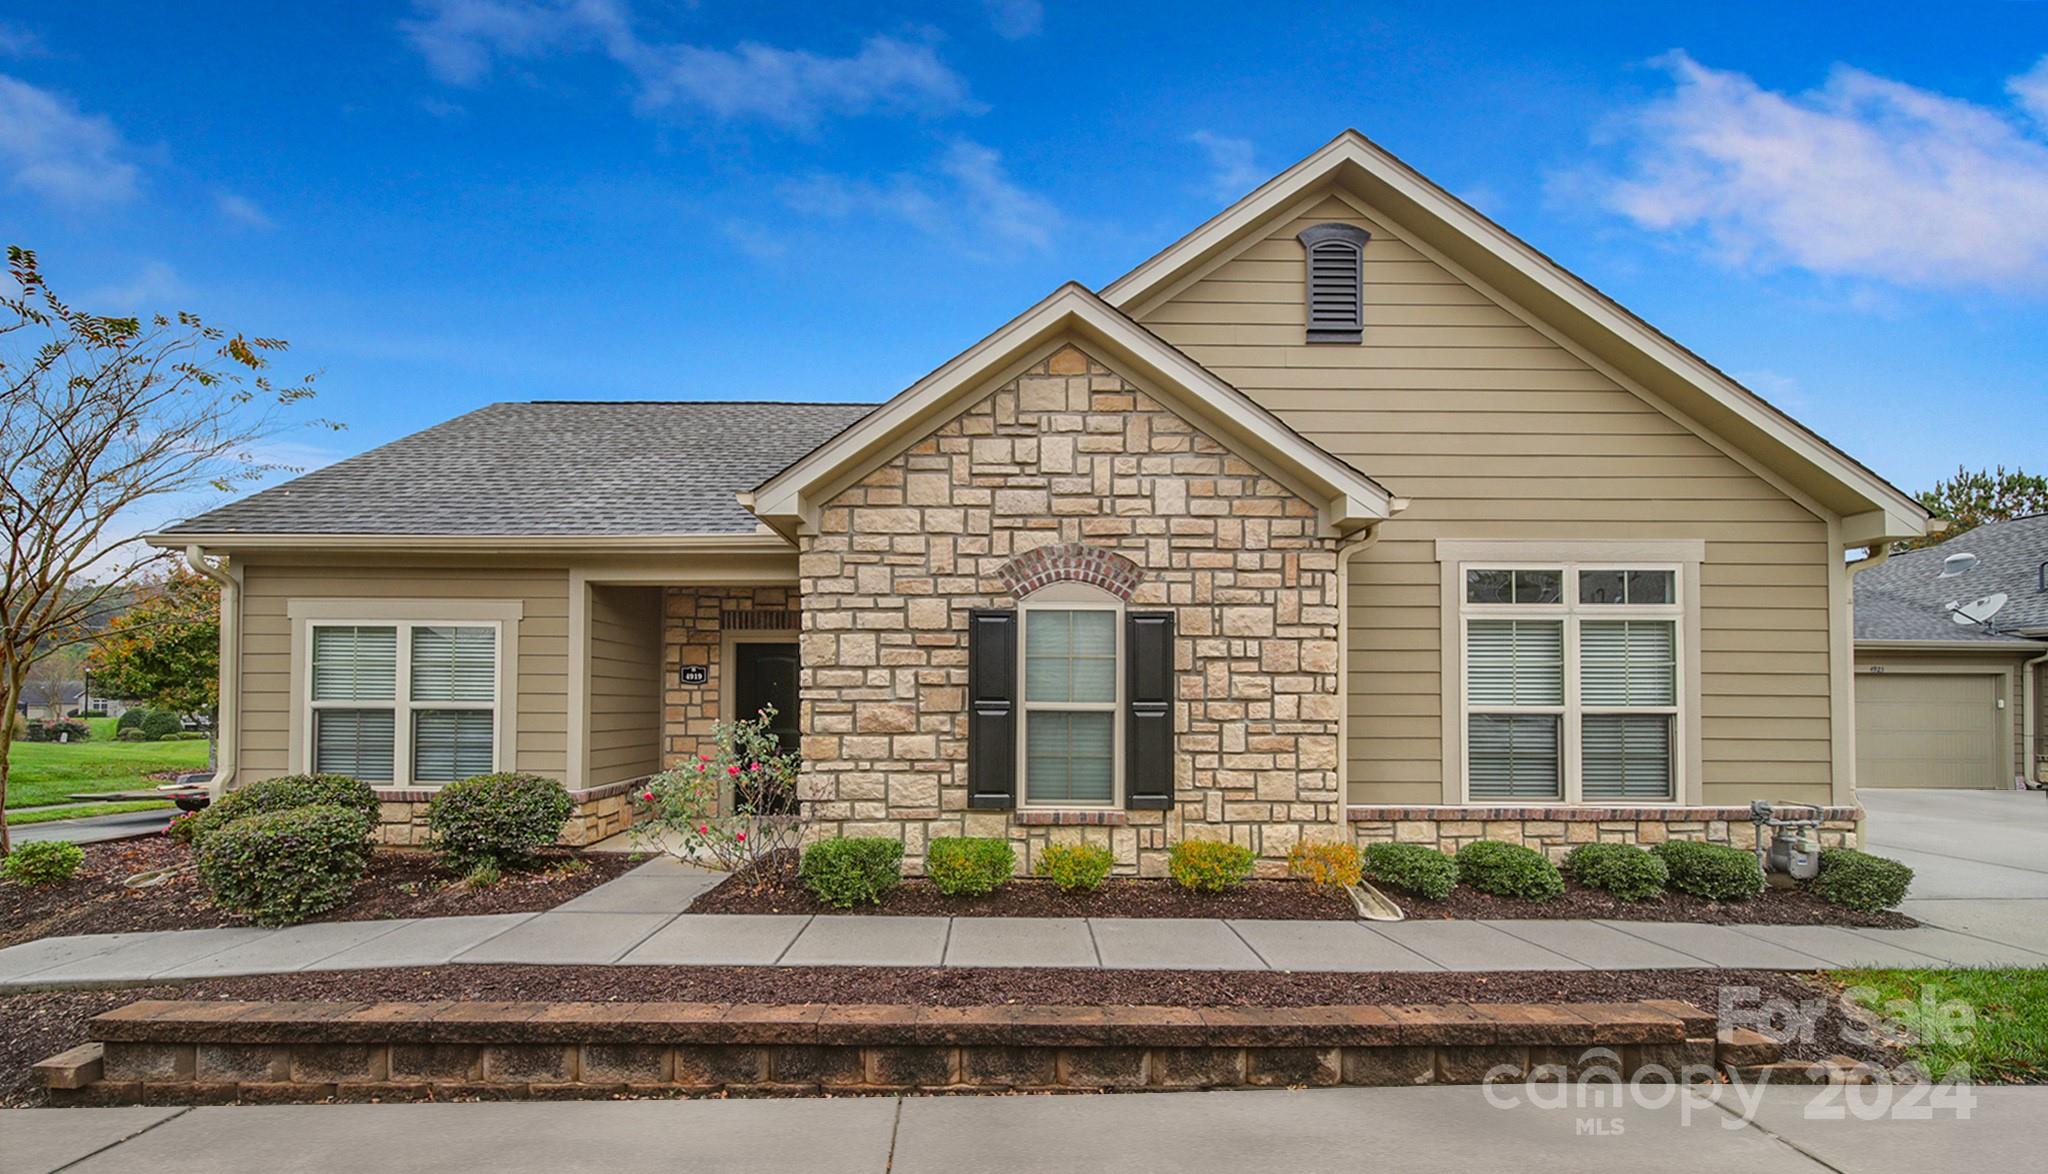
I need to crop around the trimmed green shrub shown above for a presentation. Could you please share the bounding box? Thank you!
[116,727,147,742]
[139,710,183,740]
[1168,839,1257,893]
[1812,847,1914,912]
[426,773,573,872]
[1362,842,1459,900]
[1455,840,1565,901]
[190,774,380,846]
[1652,839,1765,901]
[116,708,147,731]
[926,836,1016,897]
[197,805,371,925]
[160,730,208,741]
[1,840,85,886]
[800,837,903,907]
[1563,842,1669,901]
[1036,843,1114,892]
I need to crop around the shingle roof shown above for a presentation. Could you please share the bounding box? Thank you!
[1854,514,2048,643]
[159,401,876,537]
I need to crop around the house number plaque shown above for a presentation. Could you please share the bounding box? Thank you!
[679,665,708,686]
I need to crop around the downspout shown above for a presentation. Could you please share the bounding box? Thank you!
[183,545,239,799]
[1841,543,1890,831]
[2025,647,2048,789]
[1334,503,1403,833]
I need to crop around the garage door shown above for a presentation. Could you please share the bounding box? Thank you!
[1856,672,2005,789]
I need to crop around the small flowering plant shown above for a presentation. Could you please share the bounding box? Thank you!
[631,704,805,880]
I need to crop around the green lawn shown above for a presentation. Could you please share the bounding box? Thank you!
[6,717,210,809]
[1836,968,2048,1083]
[6,799,174,826]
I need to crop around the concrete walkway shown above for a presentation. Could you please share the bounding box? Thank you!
[6,1085,2042,1173]
[9,808,176,846]
[7,852,2048,990]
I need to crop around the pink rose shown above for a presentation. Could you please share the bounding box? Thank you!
[697,824,708,834]
[698,754,711,763]
[727,765,741,776]
[695,763,704,773]
[736,831,746,842]
[642,791,655,802]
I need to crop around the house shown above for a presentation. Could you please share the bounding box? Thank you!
[16,681,85,722]
[147,131,1932,870]
[1852,515,2048,790]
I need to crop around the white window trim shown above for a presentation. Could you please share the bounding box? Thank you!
[1017,582,1124,809]
[1435,540,1703,807]
[286,599,522,790]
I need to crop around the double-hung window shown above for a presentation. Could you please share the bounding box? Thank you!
[1461,565,1680,803]
[1019,587,1121,807]
[308,621,500,786]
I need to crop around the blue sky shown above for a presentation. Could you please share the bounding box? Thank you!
[3,1,2045,525]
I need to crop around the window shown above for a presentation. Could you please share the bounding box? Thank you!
[1460,565,1680,803]
[1297,223,1370,343]
[1019,586,1122,806]
[308,620,500,786]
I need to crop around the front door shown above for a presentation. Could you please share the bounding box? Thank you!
[733,640,800,813]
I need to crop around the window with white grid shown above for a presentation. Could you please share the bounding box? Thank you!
[308,621,500,786]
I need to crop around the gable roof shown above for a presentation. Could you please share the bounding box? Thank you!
[1855,515,2048,643]
[1102,130,1931,545]
[153,401,874,546]
[747,283,1396,538]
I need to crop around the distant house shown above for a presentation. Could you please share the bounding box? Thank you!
[16,681,85,722]
[1854,515,2048,789]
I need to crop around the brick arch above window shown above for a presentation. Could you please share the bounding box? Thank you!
[998,543,1145,603]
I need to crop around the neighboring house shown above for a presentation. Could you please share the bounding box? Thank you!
[1853,515,2048,790]
[148,132,1932,868]
[16,682,85,722]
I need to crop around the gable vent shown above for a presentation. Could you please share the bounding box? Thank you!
[1297,222,1371,343]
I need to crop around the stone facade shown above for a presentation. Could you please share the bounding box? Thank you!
[1347,805,1863,859]
[661,585,797,766]
[796,344,1344,876]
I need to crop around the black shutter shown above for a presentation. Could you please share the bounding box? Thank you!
[1125,610,1175,810]
[967,609,1018,810]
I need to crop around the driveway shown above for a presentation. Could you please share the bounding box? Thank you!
[1859,788,2048,950]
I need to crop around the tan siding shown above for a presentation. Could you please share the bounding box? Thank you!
[237,562,571,782]
[586,584,662,785]
[1144,193,1837,808]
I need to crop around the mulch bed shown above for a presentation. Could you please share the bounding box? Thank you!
[688,853,1354,919]
[0,837,640,950]
[1390,880,1917,929]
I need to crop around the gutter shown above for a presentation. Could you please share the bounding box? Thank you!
[182,546,240,799]
[2028,647,2048,788]
[1333,518,1391,829]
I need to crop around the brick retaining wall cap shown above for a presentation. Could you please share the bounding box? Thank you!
[1347,804,1863,823]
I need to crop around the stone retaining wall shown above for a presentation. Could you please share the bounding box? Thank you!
[1347,805,1863,859]
[42,997,1755,1103]
[371,780,641,848]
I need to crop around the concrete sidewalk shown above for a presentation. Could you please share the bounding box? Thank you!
[6,1085,2041,1174]
[6,852,2047,989]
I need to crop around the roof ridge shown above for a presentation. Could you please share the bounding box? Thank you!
[520,399,879,407]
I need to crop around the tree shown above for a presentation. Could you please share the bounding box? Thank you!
[1896,465,2048,552]
[86,566,220,717]
[0,246,331,854]
[23,644,85,717]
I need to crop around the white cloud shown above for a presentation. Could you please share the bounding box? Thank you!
[984,0,1043,39]
[0,73,140,204]
[82,261,184,311]
[780,140,1059,255]
[216,191,274,229]
[401,0,976,129]
[1589,52,2048,292]
[720,219,788,260]
[2010,54,2048,128]
[1188,130,1261,201]
[0,21,46,57]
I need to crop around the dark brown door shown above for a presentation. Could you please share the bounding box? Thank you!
[733,641,800,814]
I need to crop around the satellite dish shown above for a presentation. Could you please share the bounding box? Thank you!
[1948,593,2009,627]
[1938,553,1979,579]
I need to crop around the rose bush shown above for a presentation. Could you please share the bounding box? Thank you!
[632,704,805,880]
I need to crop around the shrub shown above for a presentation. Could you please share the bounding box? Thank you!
[1812,847,1914,912]
[139,710,183,740]
[1455,840,1565,901]
[1652,840,1765,901]
[631,704,806,879]
[116,708,147,731]
[1286,840,1363,891]
[426,773,573,872]
[23,718,89,743]
[1563,842,1669,901]
[926,836,1016,897]
[161,730,208,741]
[196,805,371,925]
[800,837,903,908]
[1168,839,1257,893]
[1036,843,1114,892]
[191,774,380,846]
[1,840,85,886]
[1361,842,1459,900]
[116,727,147,742]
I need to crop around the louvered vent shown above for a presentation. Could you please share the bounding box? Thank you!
[1296,223,1370,343]
[721,609,801,631]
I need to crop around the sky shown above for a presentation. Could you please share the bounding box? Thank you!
[3,1,2046,530]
